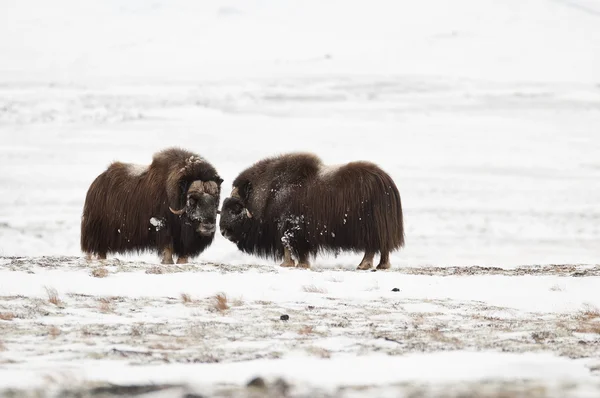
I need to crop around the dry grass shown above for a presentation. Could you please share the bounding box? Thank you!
[181,293,192,304]
[0,341,5,351]
[98,298,114,314]
[306,346,331,359]
[45,287,63,307]
[428,326,463,345]
[0,312,16,321]
[80,326,92,337]
[48,326,61,339]
[550,284,563,292]
[578,303,600,320]
[231,297,244,307]
[131,323,144,337]
[303,284,327,294]
[146,266,165,275]
[91,267,109,278]
[298,325,315,335]
[575,322,600,334]
[212,293,229,312]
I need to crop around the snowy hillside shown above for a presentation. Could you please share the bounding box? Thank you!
[1,0,600,396]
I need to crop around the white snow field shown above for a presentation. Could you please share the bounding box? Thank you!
[1,0,600,396]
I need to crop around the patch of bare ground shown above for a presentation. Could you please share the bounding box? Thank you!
[91,267,109,278]
[393,264,600,277]
[145,265,165,274]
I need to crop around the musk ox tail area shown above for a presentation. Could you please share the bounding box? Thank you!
[286,161,404,257]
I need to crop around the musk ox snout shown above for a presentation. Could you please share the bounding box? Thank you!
[218,197,252,242]
[186,193,219,236]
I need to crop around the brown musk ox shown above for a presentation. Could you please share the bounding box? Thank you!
[81,147,223,264]
[219,152,404,270]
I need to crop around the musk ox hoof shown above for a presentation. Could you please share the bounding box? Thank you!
[297,262,311,269]
[176,256,189,265]
[161,258,174,265]
[357,261,373,270]
[280,260,296,268]
[376,261,391,270]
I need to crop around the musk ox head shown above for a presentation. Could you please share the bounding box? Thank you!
[170,180,221,236]
[219,194,253,243]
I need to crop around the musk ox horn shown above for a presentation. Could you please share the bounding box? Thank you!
[231,187,240,199]
[169,206,185,215]
[246,208,252,218]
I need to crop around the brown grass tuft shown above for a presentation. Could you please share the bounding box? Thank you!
[578,303,600,320]
[212,293,229,312]
[298,325,315,335]
[181,293,192,304]
[91,267,109,278]
[98,298,114,314]
[45,287,63,307]
[131,323,144,337]
[0,312,16,321]
[48,326,61,339]
[303,284,327,294]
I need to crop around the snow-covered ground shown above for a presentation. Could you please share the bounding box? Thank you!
[1,0,600,396]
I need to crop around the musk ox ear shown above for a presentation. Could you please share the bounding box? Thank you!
[232,181,251,202]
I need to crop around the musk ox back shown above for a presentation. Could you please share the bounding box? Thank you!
[81,147,223,264]
[219,152,404,270]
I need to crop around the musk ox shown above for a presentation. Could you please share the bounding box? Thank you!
[81,147,223,264]
[219,152,404,270]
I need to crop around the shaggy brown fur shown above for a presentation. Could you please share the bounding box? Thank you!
[81,147,223,264]
[219,152,404,270]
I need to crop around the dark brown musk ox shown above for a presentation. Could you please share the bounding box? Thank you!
[81,147,223,264]
[219,152,404,270]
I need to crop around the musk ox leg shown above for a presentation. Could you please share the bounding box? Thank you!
[376,251,391,270]
[97,252,107,261]
[161,246,174,265]
[176,256,189,265]
[297,252,311,269]
[357,251,375,270]
[280,247,296,268]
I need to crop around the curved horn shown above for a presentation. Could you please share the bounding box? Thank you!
[166,168,186,215]
[169,206,185,215]
[245,208,253,218]
[231,187,241,199]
